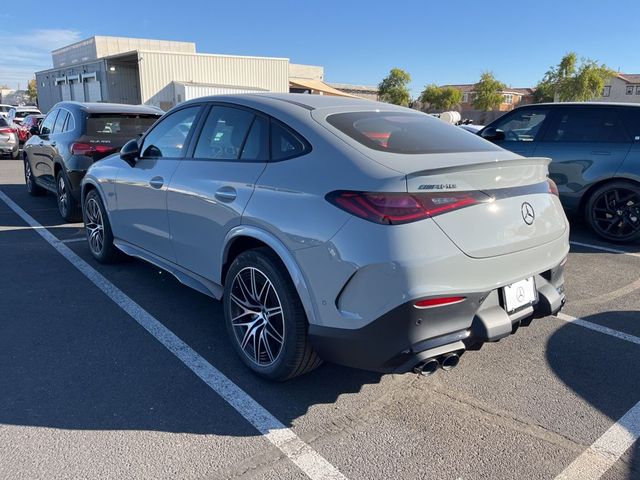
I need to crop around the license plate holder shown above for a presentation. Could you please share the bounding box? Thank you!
[502,277,537,313]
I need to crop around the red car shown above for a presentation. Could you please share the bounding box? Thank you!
[17,114,45,144]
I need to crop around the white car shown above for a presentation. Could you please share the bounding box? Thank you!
[0,104,12,118]
[8,106,41,126]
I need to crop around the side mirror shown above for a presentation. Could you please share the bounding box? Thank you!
[480,127,505,142]
[120,139,140,164]
[29,125,40,136]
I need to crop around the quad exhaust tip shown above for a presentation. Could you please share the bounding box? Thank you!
[440,353,460,371]
[413,352,462,376]
[413,358,440,376]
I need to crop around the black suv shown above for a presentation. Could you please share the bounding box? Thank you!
[479,102,640,243]
[23,102,162,221]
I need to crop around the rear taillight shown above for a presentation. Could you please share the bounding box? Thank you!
[326,190,490,225]
[414,296,466,309]
[71,142,116,157]
[547,178,559,196]
[0,128,14,134]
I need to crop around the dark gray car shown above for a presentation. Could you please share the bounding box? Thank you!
[479,102,640,242]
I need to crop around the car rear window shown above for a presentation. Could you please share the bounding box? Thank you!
[86,113,160,137]
[16,110,39,118]
[326,111,501,154]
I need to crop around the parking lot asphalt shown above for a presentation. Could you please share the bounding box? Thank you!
[0,157,639,480]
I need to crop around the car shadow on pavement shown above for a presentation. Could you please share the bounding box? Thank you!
[0,219,384,442]
[546,311,640,478]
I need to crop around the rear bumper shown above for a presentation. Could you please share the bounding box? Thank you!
[309,263,566,373]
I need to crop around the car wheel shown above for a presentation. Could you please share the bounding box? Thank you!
[223,248,322,381]
[56,170,82,222]
[585,181,640,243]
[83,189,124,263]
[24,158,45,196]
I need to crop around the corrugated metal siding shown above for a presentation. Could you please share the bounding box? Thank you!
[184,84,266,99]
[36,60,107,112]
[106,62,141,104]
[138,51,288,108]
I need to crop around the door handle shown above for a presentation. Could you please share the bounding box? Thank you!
[149,176,164,189]
[215,186,237,202]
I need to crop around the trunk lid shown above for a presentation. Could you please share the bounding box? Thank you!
[405,155,567,258]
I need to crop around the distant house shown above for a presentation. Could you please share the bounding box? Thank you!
[595,73,640,103]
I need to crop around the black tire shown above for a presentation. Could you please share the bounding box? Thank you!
[585,180,640,243]
[83,189,125,263]
[24,158,45,196]
[56,169,82,222]
[223,247,322,381]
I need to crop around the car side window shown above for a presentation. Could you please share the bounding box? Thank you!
[543,108,629,143]
[64,113,75,132]
[240,116,269,161]
[140,106,200,159]
[194,106,255,160]
[40,110,59,136]
[53,111,68,134]
[619,108,640,141]
[271,120,308,160]
[492,109,549,142]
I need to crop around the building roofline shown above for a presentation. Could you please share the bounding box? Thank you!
[51,35,196,54]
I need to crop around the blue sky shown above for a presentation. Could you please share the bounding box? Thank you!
[2,0,639,96]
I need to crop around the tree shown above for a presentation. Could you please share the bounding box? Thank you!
[534,52,615,102]
[378,68,411,106]
[419,84,463,111]
[27,79,38,102]
[472,72,506,111]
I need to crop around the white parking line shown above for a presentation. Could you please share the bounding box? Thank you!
[555,400,640,480]
[556,312,640,346]
[570,240,640,259]
[0,189,347,480]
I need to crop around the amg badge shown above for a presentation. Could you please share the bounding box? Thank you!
[417,184,457,190]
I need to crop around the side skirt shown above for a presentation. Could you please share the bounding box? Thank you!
[113,239,224,300]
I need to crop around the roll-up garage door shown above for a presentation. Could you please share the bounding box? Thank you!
[60,84,71,101]
[86,79,102,102]
[71,81,84,101]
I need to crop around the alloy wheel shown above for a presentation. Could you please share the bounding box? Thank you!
[85,197,105,255]
[24,161,33,191]
[58,175,68,217]
[591,187,640,241]
[229,267,285,366]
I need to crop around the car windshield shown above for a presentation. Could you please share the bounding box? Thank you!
[326,111,500,154]
[86,113,160,137]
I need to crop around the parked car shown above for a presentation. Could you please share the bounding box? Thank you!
[0,104,13,118]
[8,106,41,126]
[81,94,568,380]
[0,116,19,158]
[23,101,162,221]
[17,114,45,144]
[479,102,640,242]
[459,124,483,134]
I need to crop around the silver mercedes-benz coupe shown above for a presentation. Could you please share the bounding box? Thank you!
[80,93,569,380]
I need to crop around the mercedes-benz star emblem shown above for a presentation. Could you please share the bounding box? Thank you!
[521,202,535,225]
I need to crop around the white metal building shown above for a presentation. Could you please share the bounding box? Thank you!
[35,36,292,112]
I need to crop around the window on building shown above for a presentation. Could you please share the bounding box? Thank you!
[602,86,611,97]
[462,93,469,103]
[626,85,634,95]
[636,86,640,95]
[503,94,513,104]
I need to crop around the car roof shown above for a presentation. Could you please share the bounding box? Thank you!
[53,101,163,115]
[521,101,640,108]
[180,92,394,112]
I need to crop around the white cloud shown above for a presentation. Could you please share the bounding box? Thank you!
[0,29,82,89]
